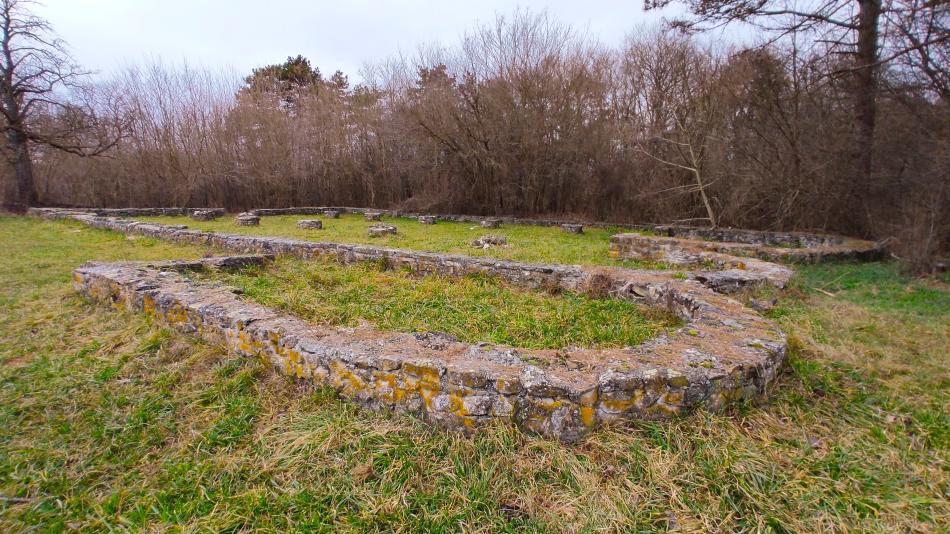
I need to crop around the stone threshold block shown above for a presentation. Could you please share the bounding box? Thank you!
[368,224,397,237]
[73,256,786,443]
[297,219,323,230]
[235,213,260,226]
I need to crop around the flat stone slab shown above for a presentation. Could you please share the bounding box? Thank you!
[418,216,437,225]
[364,212,383,221]
[480,219,501,229]
[297,219,323,230]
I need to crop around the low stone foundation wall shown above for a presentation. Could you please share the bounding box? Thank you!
[46,205,881,263]
[610,233,882,266]
[87,207,225,218]
[244,206,878,256]
[30,208,793,292]
[73,256,786,442]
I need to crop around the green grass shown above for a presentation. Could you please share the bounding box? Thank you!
[199,258,677,349]
[139,213,667,268]
[1,216,947,531]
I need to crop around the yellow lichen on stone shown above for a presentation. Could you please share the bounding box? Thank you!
[449,393,466,416]
[237,331,253,353]
[142,294,156,317]
[580,406,596,427]
[663,390,684,405]
[329,360,368,397]
[164,304,188,324]
[404,362,441,385]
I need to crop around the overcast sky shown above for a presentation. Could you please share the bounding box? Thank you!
[33,0,707,81]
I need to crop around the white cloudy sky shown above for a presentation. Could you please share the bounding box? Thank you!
[32,0,730,81]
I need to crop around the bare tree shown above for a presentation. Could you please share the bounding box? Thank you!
[0,0,117,211]
[645,0,949,209]
[625,32,727,227]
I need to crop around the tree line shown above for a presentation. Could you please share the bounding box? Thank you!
[2,2,948,269]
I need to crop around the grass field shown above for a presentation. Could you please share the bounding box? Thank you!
[138,213,667,268]
[1,215,947,531]
[197,258,678,350]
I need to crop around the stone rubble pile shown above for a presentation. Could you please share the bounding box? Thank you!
[561,224,584,234]
[471,235,508,249]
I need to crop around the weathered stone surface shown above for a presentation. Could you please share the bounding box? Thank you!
[192,209,222,221]
[323,210,341,219]
[235,213,260,226]
[481,219,501,229]
[562,224,584,234]
[418,216,437,225]
[471,235,508,249]
[368,224,397,237]
[297,219,323,230]
[364,212,383,221]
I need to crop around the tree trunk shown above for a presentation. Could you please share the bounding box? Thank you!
[6,128,35,212]
[852,0,882,197]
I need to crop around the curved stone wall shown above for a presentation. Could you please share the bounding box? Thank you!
[73,256,785,442]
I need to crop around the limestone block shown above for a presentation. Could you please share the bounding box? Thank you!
[297,219,323,230]
[368,224,397,237]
